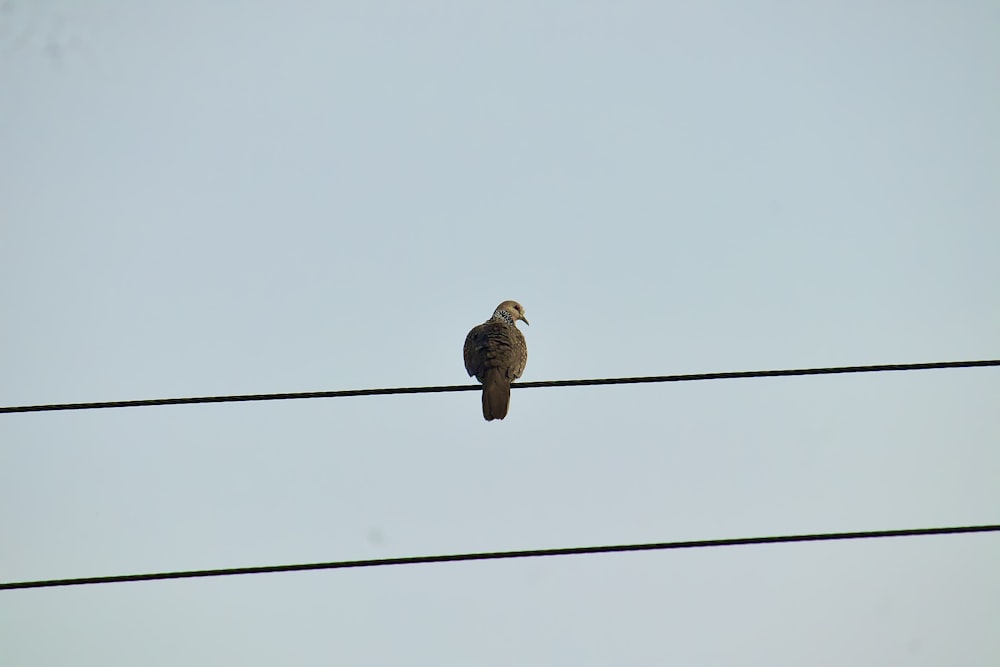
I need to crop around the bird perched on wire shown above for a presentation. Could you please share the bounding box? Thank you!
[464,300,529,421]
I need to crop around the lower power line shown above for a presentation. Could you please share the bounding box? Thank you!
[2,524,997,591]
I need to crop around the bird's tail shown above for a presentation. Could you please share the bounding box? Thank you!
[482,368,510,421]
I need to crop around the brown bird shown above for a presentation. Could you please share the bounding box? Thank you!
[464,300,529,421]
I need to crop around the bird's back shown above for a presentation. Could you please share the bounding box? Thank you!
[464,319,527,383]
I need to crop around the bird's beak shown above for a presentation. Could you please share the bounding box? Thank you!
[521,315,529,325]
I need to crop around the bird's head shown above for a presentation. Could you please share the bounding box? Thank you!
[495,300,529,326]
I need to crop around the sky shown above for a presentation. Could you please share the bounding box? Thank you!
[1,1,999,664]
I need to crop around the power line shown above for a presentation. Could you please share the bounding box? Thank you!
[2,524,997,591]
[1,359,997,415]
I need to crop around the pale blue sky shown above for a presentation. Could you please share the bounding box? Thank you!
[2,1,999,665]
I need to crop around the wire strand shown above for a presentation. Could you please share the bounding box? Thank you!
[2,524,997,590]
[2,359,997,414]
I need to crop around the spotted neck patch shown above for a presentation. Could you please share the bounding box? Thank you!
[492,308,516,325]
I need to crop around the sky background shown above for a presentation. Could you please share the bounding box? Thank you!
[2,1,999,664]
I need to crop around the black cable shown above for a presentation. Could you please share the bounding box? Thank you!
[1,359,997,414]
[2,524,996,591]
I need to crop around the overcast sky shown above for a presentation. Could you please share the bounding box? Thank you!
[2,1,999,665]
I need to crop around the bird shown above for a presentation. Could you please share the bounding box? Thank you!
[463,300,529,421]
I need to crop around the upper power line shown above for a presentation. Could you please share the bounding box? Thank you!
[2,524,996,591]
[1,358,997,414]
